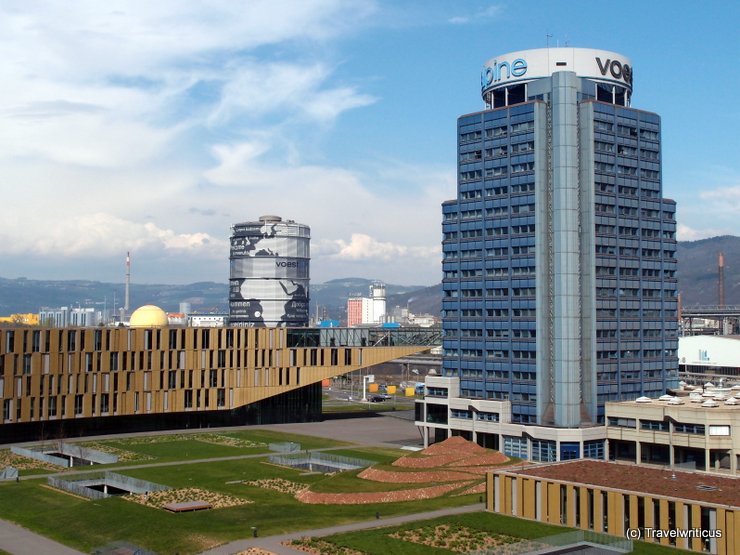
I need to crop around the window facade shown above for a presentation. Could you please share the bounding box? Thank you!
[443,64,677,427]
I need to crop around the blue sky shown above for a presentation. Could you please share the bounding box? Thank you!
[1,0,738,287]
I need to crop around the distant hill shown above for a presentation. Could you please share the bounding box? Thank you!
[0,277,227,315]
[676,235,740,306]
[1,235,737,318]
[311,278,429,321]
[0,276,432,321]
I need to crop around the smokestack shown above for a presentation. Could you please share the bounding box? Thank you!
[119,252,131,323]
[125,251,131,312]
[677,292,682,321]
[718,252,725,308]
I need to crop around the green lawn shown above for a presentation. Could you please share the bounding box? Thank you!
[319,512,697,555]
[83,429,351,465]
[1,430,699,555]
[5,429,352,477]
[325,446,408,464]
[0,440,477,555]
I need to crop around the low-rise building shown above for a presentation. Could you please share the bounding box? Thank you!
[0,317,436,442]
[417,376,740,475]
[605,395,740,474]
[416,376,606,461]
[487,460,739,555]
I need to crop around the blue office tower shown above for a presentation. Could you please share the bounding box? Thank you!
[441,48,678,429]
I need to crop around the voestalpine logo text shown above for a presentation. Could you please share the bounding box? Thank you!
[481,58,527,89]
[595,57,632,86]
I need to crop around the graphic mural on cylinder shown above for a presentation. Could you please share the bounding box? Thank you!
[229,215,310,327]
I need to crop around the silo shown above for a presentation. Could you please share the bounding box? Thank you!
[229,215,310,327]
[370,282,386,324]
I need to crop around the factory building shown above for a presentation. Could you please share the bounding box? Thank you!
[38,306,103,328]
[229,215,310,327]
[346,283,387,326]
[678,335,740,385]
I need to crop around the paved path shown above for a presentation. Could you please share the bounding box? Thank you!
[0,518,84,555]
[250,412,423,449]
[200,503,484,555]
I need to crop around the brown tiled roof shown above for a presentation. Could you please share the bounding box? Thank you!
[504,460,739,507]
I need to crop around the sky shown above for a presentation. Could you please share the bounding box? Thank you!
[1,0,739,287]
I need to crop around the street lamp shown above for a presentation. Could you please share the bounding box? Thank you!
[362,374,375,402]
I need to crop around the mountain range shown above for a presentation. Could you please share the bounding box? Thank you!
[1,235,738,320]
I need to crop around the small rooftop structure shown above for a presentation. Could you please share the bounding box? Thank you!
[129,305,168,328]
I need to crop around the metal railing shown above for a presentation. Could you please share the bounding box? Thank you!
[466,530,632,554]
[48,471,169,500]
[286,327,441,348]
[268,452,373,471]
[269,441,301,453]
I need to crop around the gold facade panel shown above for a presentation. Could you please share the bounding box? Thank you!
[1,327,427,428]
[487,468,738,555]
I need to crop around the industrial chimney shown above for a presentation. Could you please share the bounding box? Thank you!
[718,252,725,308]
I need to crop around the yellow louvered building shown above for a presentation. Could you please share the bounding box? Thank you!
[0,322,437,443]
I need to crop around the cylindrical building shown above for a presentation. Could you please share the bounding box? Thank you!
[229,215,310,327]
[370,282,386,324]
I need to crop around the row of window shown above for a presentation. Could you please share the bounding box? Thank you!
[596,350,673,360]
[595,309,675,320]
[595,329,668,339]
[594,163,661,179]
[2,387,232,422]
[594,205,668,220]
[594,141,659,159]
[443,308,536,318]
[593,120,659,140]
[608,418,711,435]
[447,287,537,298]
[595,183,666,200]
[449,205,671,224]
[460,163,535,182]
[443,263,535,276]
[459,121,535,143]
[460,142,535,162]
[596,287,675,297]
[2,328,252,356]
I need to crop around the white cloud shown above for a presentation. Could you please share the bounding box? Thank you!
[700,185,740,206]
[676,223,733,242]
[0,212,226,258]
[0,2,388,276]
[211,62,376,125]
[317,233,438,261]
[202,139,450,283]
[0,1,376,78]
[0,1,452,285]
[448,4,502,25]
[0,112,176,168]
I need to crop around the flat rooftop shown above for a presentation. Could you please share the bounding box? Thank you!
[610,401,740,410]
[502,460,739,508]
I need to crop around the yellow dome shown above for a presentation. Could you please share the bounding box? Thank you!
[129,305,168,328]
